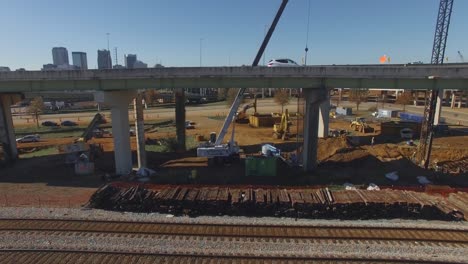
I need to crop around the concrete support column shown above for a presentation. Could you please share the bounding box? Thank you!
[451,91,456,108]
[95,91,136,175]
[434,88,444,125]
[318,97,330,138]
[133,93,146,168]
[303,88,326,172]
[175,88,186,152]
[0,94,21,163]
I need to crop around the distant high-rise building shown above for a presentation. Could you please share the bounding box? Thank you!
[52,47,69,66]
[72,52,88,70]
[42,64,57,71]
[97,49,112,69]
[133,60,148,69]
[126,54,137,69]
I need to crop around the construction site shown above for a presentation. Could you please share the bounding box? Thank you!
[0,0,467,263]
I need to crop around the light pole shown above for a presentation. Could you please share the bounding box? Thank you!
[106,33,111,68]
[199,38,203,67]
[263,25,267,65]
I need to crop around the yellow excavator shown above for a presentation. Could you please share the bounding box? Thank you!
[273,108,291,140]
[350,117,374,133]
[235,97,257,123]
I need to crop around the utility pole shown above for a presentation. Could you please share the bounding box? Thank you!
[304,0,311,65]
[199,38,203,67]
[114,47,118,66]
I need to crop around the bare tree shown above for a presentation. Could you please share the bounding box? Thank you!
[395,91,413,111]
[349,88,369,111]
[28,97,44,128]
[274,88,291,113]
[144,89,158,106]
[226,88,245,106]
[217,88,229,101]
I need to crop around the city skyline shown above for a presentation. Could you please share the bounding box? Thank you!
[0,0,467,70]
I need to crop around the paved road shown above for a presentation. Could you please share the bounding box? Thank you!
[337,101,468,125]
[12,98,468,126]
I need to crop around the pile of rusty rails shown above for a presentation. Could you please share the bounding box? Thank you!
[87,184,468,221]
[438,158,468,175]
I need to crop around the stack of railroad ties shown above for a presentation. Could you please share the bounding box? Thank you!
[86,183,468,221]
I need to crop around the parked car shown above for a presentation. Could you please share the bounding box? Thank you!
[400,128,414,139]
[61,120,78,126]
[16,134,40,143]
[41,121,59,127]
[267,58,299,67]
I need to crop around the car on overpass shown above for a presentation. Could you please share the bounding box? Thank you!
[267,58,299,67]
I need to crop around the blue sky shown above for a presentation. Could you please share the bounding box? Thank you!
[0,0,466,70]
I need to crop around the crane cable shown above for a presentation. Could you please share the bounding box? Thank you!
[304,0,311,65]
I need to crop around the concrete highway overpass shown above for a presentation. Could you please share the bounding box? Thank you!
[0,65,467,92]
[1,64,467,174]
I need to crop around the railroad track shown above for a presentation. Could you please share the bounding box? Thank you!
[0,250,460,264]
[0,218,466,243]
[0,218,466,263]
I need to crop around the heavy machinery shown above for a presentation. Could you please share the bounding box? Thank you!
[350,117,374,133]
[197,0,289,165]
[75,113,107,143]
[416,0,454,169]
[273,109,291,140]
[235,97,257,123]
[60,113,106,164]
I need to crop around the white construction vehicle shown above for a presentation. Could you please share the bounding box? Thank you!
[197,0,289,165]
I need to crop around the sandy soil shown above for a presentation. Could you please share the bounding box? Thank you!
[3,105,468,208]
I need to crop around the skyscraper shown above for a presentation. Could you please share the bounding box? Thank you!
[52,47,69,66]
[72,52,88,70]
[97,49,112,69]
[126,54,137,69]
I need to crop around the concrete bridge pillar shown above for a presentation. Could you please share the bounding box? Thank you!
[95,91,136,175]
[318,97,330,138]
[0,94,22,164]
[303,88,327,172]
[175,88,186,152]
[133,93,146,168]
[434,88,444,125]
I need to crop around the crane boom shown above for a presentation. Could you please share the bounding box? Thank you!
[214,0,289,146]
[417,0,454,169]
[458,51,465,62]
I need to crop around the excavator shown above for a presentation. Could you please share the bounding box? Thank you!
[60,113,106,164]
[350,117,374,133]
[235,97,257,123]
[273,108,291,140]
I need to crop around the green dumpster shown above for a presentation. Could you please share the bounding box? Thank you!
[245,156,277,177]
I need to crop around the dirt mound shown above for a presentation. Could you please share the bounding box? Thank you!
[317,137,353,162]
[365,144,406,161]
